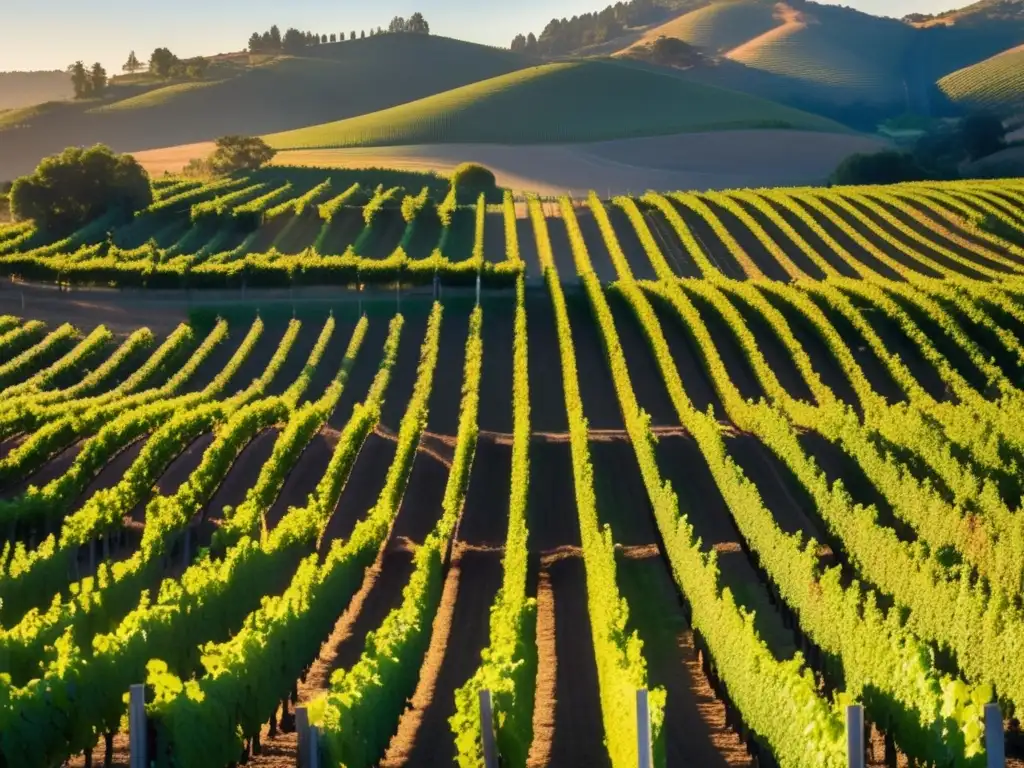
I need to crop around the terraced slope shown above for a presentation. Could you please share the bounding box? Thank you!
[263,59,847,150]
[938,44,1024,114]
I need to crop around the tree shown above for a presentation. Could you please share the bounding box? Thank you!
[90,63,108,95]
[389,16,408,33]
[248,32,262,53]
[830,150,931,186]
[961,112,1006,161]
[122,51,142,74]
[269,25,282,49]
[68,61,90,99]
[407,12,430,34]
[185,57,209,80]
[360,30,366,38]
[282,28,307,53]
[150,47,178,78]
[207,135,277,174]
[510,33,527,51]
[526,32,538,51]
[350,31,356,40]
[330,33,337,43]
[10,145,152,236]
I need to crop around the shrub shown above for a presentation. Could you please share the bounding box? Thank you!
[10,145,152,235]
[830,150,932,186]
[450,163,496,191]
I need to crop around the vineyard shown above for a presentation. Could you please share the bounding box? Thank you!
[1,176,1024,767]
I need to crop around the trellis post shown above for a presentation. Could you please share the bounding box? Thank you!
[129,684,147,768]
[637,689,653,768]
[986,702,1005,768]
[846,705,864,768]
[479,689,498,768]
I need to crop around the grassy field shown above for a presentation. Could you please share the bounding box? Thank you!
[263,59,847,150]
[938,44,1024,114]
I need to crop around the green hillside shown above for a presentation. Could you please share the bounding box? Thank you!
[264,59,848,150]
[0,34,536,181]
[938,44,1024,114]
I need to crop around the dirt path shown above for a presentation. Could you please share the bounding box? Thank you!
[380,439,509,766]
[753,195,860,278]
[756,290,863,410]
[802,292,906,404]
[728,196,827,280]
[703,198,791,282]
[649,298,726,417]
[838,291,951,402]
[643,206,703,278]
[380,307,513,765]
[724,292,816,404]
[681,290,765,404]
[572,291,754,765]
[483,210,507,265]
[667,198,747,280]
[573,203,621,283]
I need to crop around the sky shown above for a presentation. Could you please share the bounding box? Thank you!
[2,0,966,73]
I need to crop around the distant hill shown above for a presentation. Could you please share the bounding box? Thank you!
[938,44,1024,114]
[0,71,71,110]
[601,0,1024,128]
[263,59,848,150]
[0,34,536,181]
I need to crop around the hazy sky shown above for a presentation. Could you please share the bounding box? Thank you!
[2,0,964,73]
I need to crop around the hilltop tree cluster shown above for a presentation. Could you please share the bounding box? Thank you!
[67,61,107,99]
[510,0,695,55]
[141,48,210,80]
[248,14,430,53]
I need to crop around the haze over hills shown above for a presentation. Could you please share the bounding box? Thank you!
[0,71,72,110]
[1,0,1023,188]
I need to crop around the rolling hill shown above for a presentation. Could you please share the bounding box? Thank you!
[263,59,848,150]
[0,34,537,181]
[938,44,1024,114]
[607,0,1024,124]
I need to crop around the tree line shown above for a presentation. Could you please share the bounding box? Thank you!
[68,48,209,99]
[247,13,429,54]
[510,0,697,55]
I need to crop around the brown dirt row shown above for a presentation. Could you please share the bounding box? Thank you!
[524,293,606,766]
[800,292,907,404]
[755,290,864,410]
[572,291,757,766]
[702,198,791,282]
[842,196,991,281]
[378,305,517,763]
[666,198,747,280]
[516,214,543,280]
[252,319,461,764]
[752,196,861,279]
[814,196,946,281]
[380,437,511,765]
[543,212,583,285]
[837,291,952,402]
[572,203,621,283]
[642,206,703,278]
[724,195,828,280]
[606,203,659,282]
[892,194,1023,261]
[871,197,1017,276]
[884,293,992,394]
[426,309,470,437]
[360,209,408,261]
[483,210,507,265]
[679,290,766,404]
[721,292,817,404]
